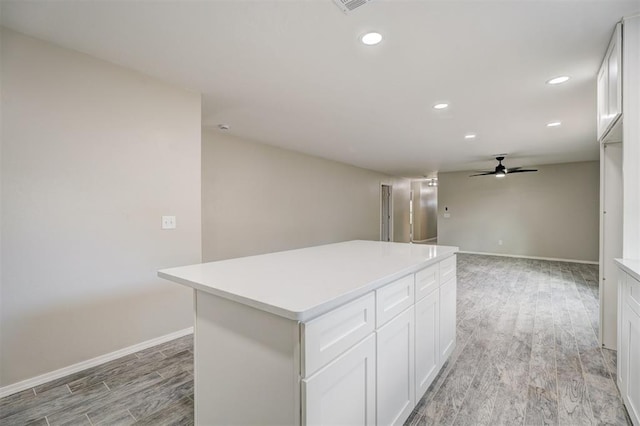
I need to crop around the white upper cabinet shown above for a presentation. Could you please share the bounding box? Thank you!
[597,22,622,142]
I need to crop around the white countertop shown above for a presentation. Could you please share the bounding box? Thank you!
[615,258,640,282]
[159,240,458,321]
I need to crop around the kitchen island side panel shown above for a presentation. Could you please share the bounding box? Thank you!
[195,290,301,425]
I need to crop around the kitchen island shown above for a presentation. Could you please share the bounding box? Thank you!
[159,240,458,425]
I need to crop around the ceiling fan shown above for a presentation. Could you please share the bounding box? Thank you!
[469,156,538,178]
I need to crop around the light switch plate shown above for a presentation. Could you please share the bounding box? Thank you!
[162,216,176,230]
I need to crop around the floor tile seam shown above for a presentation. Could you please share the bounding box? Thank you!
[128,379,194,422]
[127,408,136,421]
[419,261,489,408]
[93,372,188,419]
[564,283,598,423]
[23,385,111,425]
[568,293,605,359]
[592,347,627,405]
[80,374,167,422]
[439,345,489,426]
[45,415,51,426]
[549,274,562,426]
[85,412,94,425]
[522,266,542,426]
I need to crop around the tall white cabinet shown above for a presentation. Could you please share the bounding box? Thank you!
[607,14,640,426]
[159,241,458,425]
[616,260,640,426]
[599,14,640,351]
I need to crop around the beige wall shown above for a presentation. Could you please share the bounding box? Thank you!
[202,130,410,262]
[0,29,201,386]
[437,161,599,262]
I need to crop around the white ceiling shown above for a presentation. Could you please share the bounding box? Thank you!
[2,0,639,176]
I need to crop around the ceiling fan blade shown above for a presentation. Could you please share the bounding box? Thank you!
[469,172,497,177]
[508,169,538,174]
[507,167,522,172]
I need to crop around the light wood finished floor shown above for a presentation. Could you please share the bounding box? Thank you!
[0,254,630,425]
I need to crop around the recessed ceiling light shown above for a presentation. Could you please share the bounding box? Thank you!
[361,32,382,45]
[464,134,477,139]
[547,76,570,85]
[433,103,449,110]
[547,121,562,127]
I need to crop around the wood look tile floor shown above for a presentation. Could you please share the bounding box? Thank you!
[0,254,631,425]
[407,254,630,426]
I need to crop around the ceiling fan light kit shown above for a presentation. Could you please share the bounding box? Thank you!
[469,156,538,178]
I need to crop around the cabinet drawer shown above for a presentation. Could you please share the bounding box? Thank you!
[415,264,439,302]
[377,275,415,327]
[439,255,456,284]
[302,292,375,377]
[626,274,640,317]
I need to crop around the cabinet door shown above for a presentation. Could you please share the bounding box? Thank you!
[415,289,439,399]
[439,277,456,362]
[597,22,622,141]
[597,61,609,140]
[621,273,640,425]
[303,334,376,426]
[377,307,415,426]
[621,302,640,425]
[618,272,625,390]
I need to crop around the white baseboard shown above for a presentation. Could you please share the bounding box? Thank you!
[458,250,599,265]
[0,327,194,399]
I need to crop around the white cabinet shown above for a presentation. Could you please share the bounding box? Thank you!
[302,256,456,426]
[439,276,457,361]
[376,307,415,426]
[415,263,438,300]
[302,293,376,377]
[303,334,377,426]
[376,274,414,327]
[415,289,439,399]
[170,244,458,426]
[618,268,640,426]
[597,22,622,142]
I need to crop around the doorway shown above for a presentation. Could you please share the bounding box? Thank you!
[410,179,438,244]
[600,142,623,349]
[380,184,393,242]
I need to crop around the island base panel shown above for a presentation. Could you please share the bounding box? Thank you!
[194,290,301,425]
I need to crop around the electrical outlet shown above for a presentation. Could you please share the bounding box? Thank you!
[162,216,176,230]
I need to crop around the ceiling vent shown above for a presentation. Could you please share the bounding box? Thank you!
[333,0,372,14]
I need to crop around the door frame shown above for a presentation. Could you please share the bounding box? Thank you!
[599,141,623,348]
[380,182,394,242]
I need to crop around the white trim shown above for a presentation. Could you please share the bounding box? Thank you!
[0,327,193,398]
[457,250,599,265]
